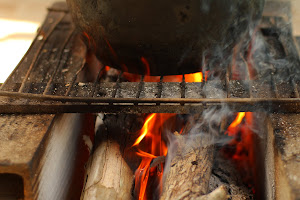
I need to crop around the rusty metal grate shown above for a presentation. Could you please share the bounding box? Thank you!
[1,3,300,114]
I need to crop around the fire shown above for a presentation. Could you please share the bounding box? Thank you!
[133,112,257,199]
[127,63,204,199]
[133,113,179,200]
[132,113,156,147]
[185,72,203,82]
[102,60,257,197]
[223,112,256,189]
[123,71,203,83]
[102,65,256,197]
[135,158,152,200]
[101,56,204,83]
[226,112,246,136]
[140,57,151,75]
[119,58,205,199]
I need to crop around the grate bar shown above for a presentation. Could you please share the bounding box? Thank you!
[134,75,145,105]
[292,80,300,98]
[180,75,186,105]
[1,90,300,105]
[180,75,186,98]
[90,65,106,97]
[271,73,280,98]
[226,65,231,98]
[18,13,66,93]
[65,60,87,96]
[1,95,300,114]
[43,29,75,95]
[276,18,300,97]
[111,72,123,99]
[156,76,164,105]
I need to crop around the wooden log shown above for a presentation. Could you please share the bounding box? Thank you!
[81,114,144,200]
[160,115,215,200]
[198,185,228,200]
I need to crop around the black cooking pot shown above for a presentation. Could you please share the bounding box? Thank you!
[66,0,264,75]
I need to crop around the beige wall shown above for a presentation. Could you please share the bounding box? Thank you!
[0,0,57,23]
[264,0,300,36]
[291,0,300,36]
[0,0,57,82]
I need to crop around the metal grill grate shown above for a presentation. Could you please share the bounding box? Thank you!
[1,3,300,114]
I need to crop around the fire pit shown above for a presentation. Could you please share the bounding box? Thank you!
[0,1,299,200]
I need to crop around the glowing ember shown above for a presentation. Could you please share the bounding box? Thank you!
[185,72,203,82]
[223,112,256,189]
[123,71,204,83]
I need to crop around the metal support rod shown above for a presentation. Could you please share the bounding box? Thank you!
[135,75,144,105]
[111,72,123,99]
[90,65,106,97]
[1,90,300,105]
[156,76,164,105]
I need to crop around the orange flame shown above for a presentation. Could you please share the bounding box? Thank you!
[185,72,203,82]
[82,31,96,50]
[223,112,256,190]
[136,149,157,158]
[133,113,156,147]
[133,113,176,200]
[141,57,151,76]
[123,71,204,83]
[135,158,152,200]
[226,112,245,136]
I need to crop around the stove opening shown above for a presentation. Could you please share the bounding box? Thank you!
[0,173,24,199]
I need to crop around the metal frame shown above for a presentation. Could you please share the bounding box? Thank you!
[1,8,300,114]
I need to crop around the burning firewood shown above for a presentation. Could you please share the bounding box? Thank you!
[160,138,214,199]
[160,115,216,200]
